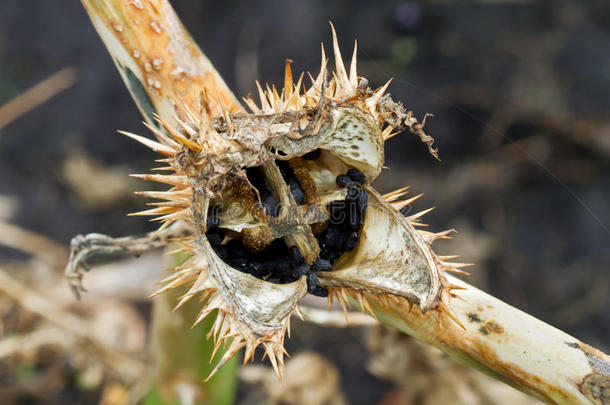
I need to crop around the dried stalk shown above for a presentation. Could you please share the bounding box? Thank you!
[0,67,77,130]
[0,268,145,384]
[0,221,68,268]
[79,0,241,125]
[351,276,610,405]
[65,222,188,298]
[299,305,377,327]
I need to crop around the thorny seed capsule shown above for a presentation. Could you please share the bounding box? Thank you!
[72,23,457,382]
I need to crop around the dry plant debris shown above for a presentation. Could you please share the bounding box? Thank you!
[240,351,347,405]
[367,325,541,405]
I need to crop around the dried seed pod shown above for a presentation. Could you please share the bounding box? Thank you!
[316,188,441,310]
[86,22,458,379]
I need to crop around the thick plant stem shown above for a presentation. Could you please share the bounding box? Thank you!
[146,287,238,405]
[351,275,610,405]
[79,0,243,125]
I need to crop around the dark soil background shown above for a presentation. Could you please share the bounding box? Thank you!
[0,1,608,404]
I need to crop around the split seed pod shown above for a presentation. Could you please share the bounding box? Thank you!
[116,26,466,379]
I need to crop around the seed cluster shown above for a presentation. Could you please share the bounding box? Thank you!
[316,168,367,264]
[205,162,368,298]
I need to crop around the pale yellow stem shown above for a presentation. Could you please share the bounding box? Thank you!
[354,275,610,405]
[0,67,76,130]
[80,0,243,124]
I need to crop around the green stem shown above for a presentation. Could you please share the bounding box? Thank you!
[145,254,238,405]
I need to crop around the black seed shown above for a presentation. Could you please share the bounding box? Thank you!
[292,264,310,278]
[357,189,368,213]
[311,286,329,297]
[259,261,275,273]
[206,232,222,247]
[312,258,332,271]
[323,226,346,249]
[289,246,304,263]
[348,208,361,231]
[336,174,351,188]
[216,248,229,261]
[347,168,366,184]
[262,194,279,216]
[327,251,339,264]
[307,272,319,293]
[328,201,345,224]
[249,262,262,276]
[344,232,358,250]
[346,183,361,201]
[232,257,249,268]
[279,257,289,267]
[226,242,245,258]
[205,165,368,290]
[206,216,220,228]
[276,259,292,273]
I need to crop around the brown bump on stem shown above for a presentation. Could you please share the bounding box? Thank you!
[485,321,504,334]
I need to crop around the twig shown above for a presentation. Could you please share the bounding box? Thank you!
[0,221,68,268]
[0,67,77,130]
[65,222,188,298]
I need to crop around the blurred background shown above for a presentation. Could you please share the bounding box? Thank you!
[0,1,608,404]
